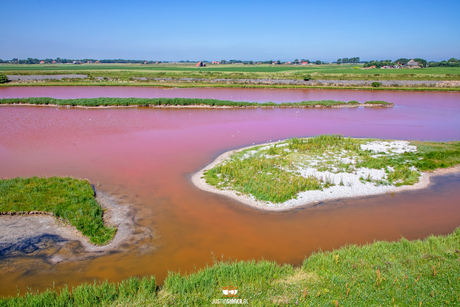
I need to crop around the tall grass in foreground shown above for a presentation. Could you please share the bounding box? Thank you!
[0,277,156,307]
[0,177,115,245]
[1,228,459,306]
[0,97,392,108]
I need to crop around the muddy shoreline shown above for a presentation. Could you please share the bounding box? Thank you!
[0,191,139,261]
[191,141,460,212]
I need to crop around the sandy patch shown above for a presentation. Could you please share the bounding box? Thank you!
[191,141,460,212]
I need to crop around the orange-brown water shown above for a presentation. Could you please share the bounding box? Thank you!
[1,87,460,297]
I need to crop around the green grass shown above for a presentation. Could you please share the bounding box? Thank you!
[204,135,460,203]
[1,227,460,306]
[3,81,459,93]
[0,276,157,307]
[0,97,392,108]
[0,177,116,245]
[1,64,460,82]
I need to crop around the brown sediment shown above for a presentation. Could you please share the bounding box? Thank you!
[191,142,460,212]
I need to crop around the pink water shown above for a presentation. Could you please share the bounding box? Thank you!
[0,87,459,296]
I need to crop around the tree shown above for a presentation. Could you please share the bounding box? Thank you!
[221,60,227,64]
[395,58,409,65]
[337,59,341,64]
[315,60,321,65]
[413,58,427,68]
[294,59,299,64]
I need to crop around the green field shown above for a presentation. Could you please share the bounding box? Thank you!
[1,63,460,81]
[0,177,116,245]
[1,227,459,306]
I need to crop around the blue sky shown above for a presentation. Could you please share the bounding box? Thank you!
[1,0,459,61]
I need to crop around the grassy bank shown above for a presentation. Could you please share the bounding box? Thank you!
[0,97,392,108]
[204,135,460,203]
[2,81,459,92]
[2,227,460,306]
[1,63,460,81]
[0,177,115,245]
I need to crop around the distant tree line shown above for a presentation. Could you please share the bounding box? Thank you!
[1,57,458,67]
[336,57,360,64]
[0,58,166,64]
[363,58,460,68]
[428,58,459,67]
[364,58,429,68]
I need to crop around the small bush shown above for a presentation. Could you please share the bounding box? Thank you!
[0,74,9,84]
[303,75,312,81]
[371,81,382,87]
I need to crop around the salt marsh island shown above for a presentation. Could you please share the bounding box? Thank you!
[192,135,460,211]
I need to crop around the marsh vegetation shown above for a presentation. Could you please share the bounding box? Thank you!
[204,135,460,204]
[0,177,116,245]
[0,97,392,108]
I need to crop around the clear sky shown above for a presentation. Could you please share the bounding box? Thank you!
[1,0,459,62]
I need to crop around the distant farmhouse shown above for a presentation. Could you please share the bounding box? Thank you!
[212,61,220,64]
[195,61,206,67]
[403,59,421,68]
